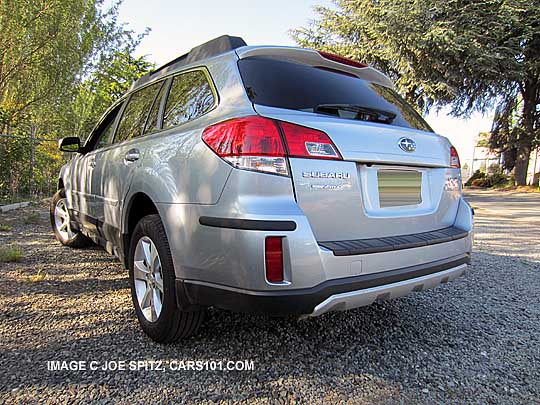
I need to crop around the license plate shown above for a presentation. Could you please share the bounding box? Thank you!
[377,169,422,208]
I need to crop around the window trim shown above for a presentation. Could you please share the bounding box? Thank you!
[155,77,172,132]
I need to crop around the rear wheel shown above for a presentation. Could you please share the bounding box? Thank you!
[129,214,205,342]
[50,189,92,247]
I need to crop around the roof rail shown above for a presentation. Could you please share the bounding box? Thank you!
[131,35,247,90]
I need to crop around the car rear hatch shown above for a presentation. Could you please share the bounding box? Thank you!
[236,49,462,242]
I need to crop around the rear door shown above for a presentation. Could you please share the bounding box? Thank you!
[91,79,166,239]
[238,56,462,242]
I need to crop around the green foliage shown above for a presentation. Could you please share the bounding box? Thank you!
[0,246,23,263]
[0,0,153,198]
[293,0,540,184]
[0,224,12,231]
[476,133,491,148]
[487,163,502,175]
[0,0,108,125]
[470,178,490,187]
[71,48,153,139]
[489,173,510,187]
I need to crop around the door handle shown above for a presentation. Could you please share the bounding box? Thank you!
[124,149,140,163]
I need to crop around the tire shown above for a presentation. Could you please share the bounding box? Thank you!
[50,189,92,248]
[129,214,205,343]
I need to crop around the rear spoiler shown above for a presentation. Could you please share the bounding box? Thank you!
[235,46,394,88]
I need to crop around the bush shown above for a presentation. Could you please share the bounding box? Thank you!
[465,170,485,186]
[469,172,509,188]
[471,178,491,187]
[487,163,502,175]
[489,173,508,186]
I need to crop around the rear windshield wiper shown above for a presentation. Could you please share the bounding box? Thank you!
[314,104,397,124]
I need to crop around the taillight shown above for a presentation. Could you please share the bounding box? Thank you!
[202,116,288,176]
[265,236,284,283]
[202,116,342,175]
[450,146,461,168]
[280,121,342,160]
[318,51,368,68]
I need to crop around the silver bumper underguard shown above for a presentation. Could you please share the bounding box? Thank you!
[306,263,468,317]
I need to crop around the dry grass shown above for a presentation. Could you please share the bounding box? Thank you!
[29,269,47,282]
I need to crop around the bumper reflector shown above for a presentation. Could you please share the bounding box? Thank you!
[265,236,284,283]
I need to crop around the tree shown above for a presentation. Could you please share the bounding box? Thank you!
[0,0,151,198]
[1,0,103,131]
[293,0,540,185]
[69,48,153,139]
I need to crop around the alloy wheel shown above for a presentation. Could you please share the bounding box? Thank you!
[133,236,164,322]
[54,198,75,241]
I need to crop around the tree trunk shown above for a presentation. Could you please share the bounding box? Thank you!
[516,78,537,186]
[514,143,531,186]
[29,124,36,196]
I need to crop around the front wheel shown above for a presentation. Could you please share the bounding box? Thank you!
[50,189,92,248]
[129,214,205,343]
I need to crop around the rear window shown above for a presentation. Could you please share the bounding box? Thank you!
[238,57,432,132]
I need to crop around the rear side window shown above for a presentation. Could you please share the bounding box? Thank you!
[162,70,215,128]
[238,57,432,132]
[115,81,163,143]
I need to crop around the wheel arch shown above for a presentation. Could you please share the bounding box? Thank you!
[57,163,70,191]
[122,192,160,268]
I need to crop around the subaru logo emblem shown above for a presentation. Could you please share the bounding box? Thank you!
[399,137,416,152]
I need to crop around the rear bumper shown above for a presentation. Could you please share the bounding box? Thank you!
[308,261,467,317]
[177,254,470,316]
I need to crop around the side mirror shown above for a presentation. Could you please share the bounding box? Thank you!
[59,137,81,153]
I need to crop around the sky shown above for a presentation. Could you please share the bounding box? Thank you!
[117,0,493,163]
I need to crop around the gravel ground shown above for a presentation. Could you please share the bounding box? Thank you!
[0,191,539,404]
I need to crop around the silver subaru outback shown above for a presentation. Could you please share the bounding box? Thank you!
[51,35,473,343]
